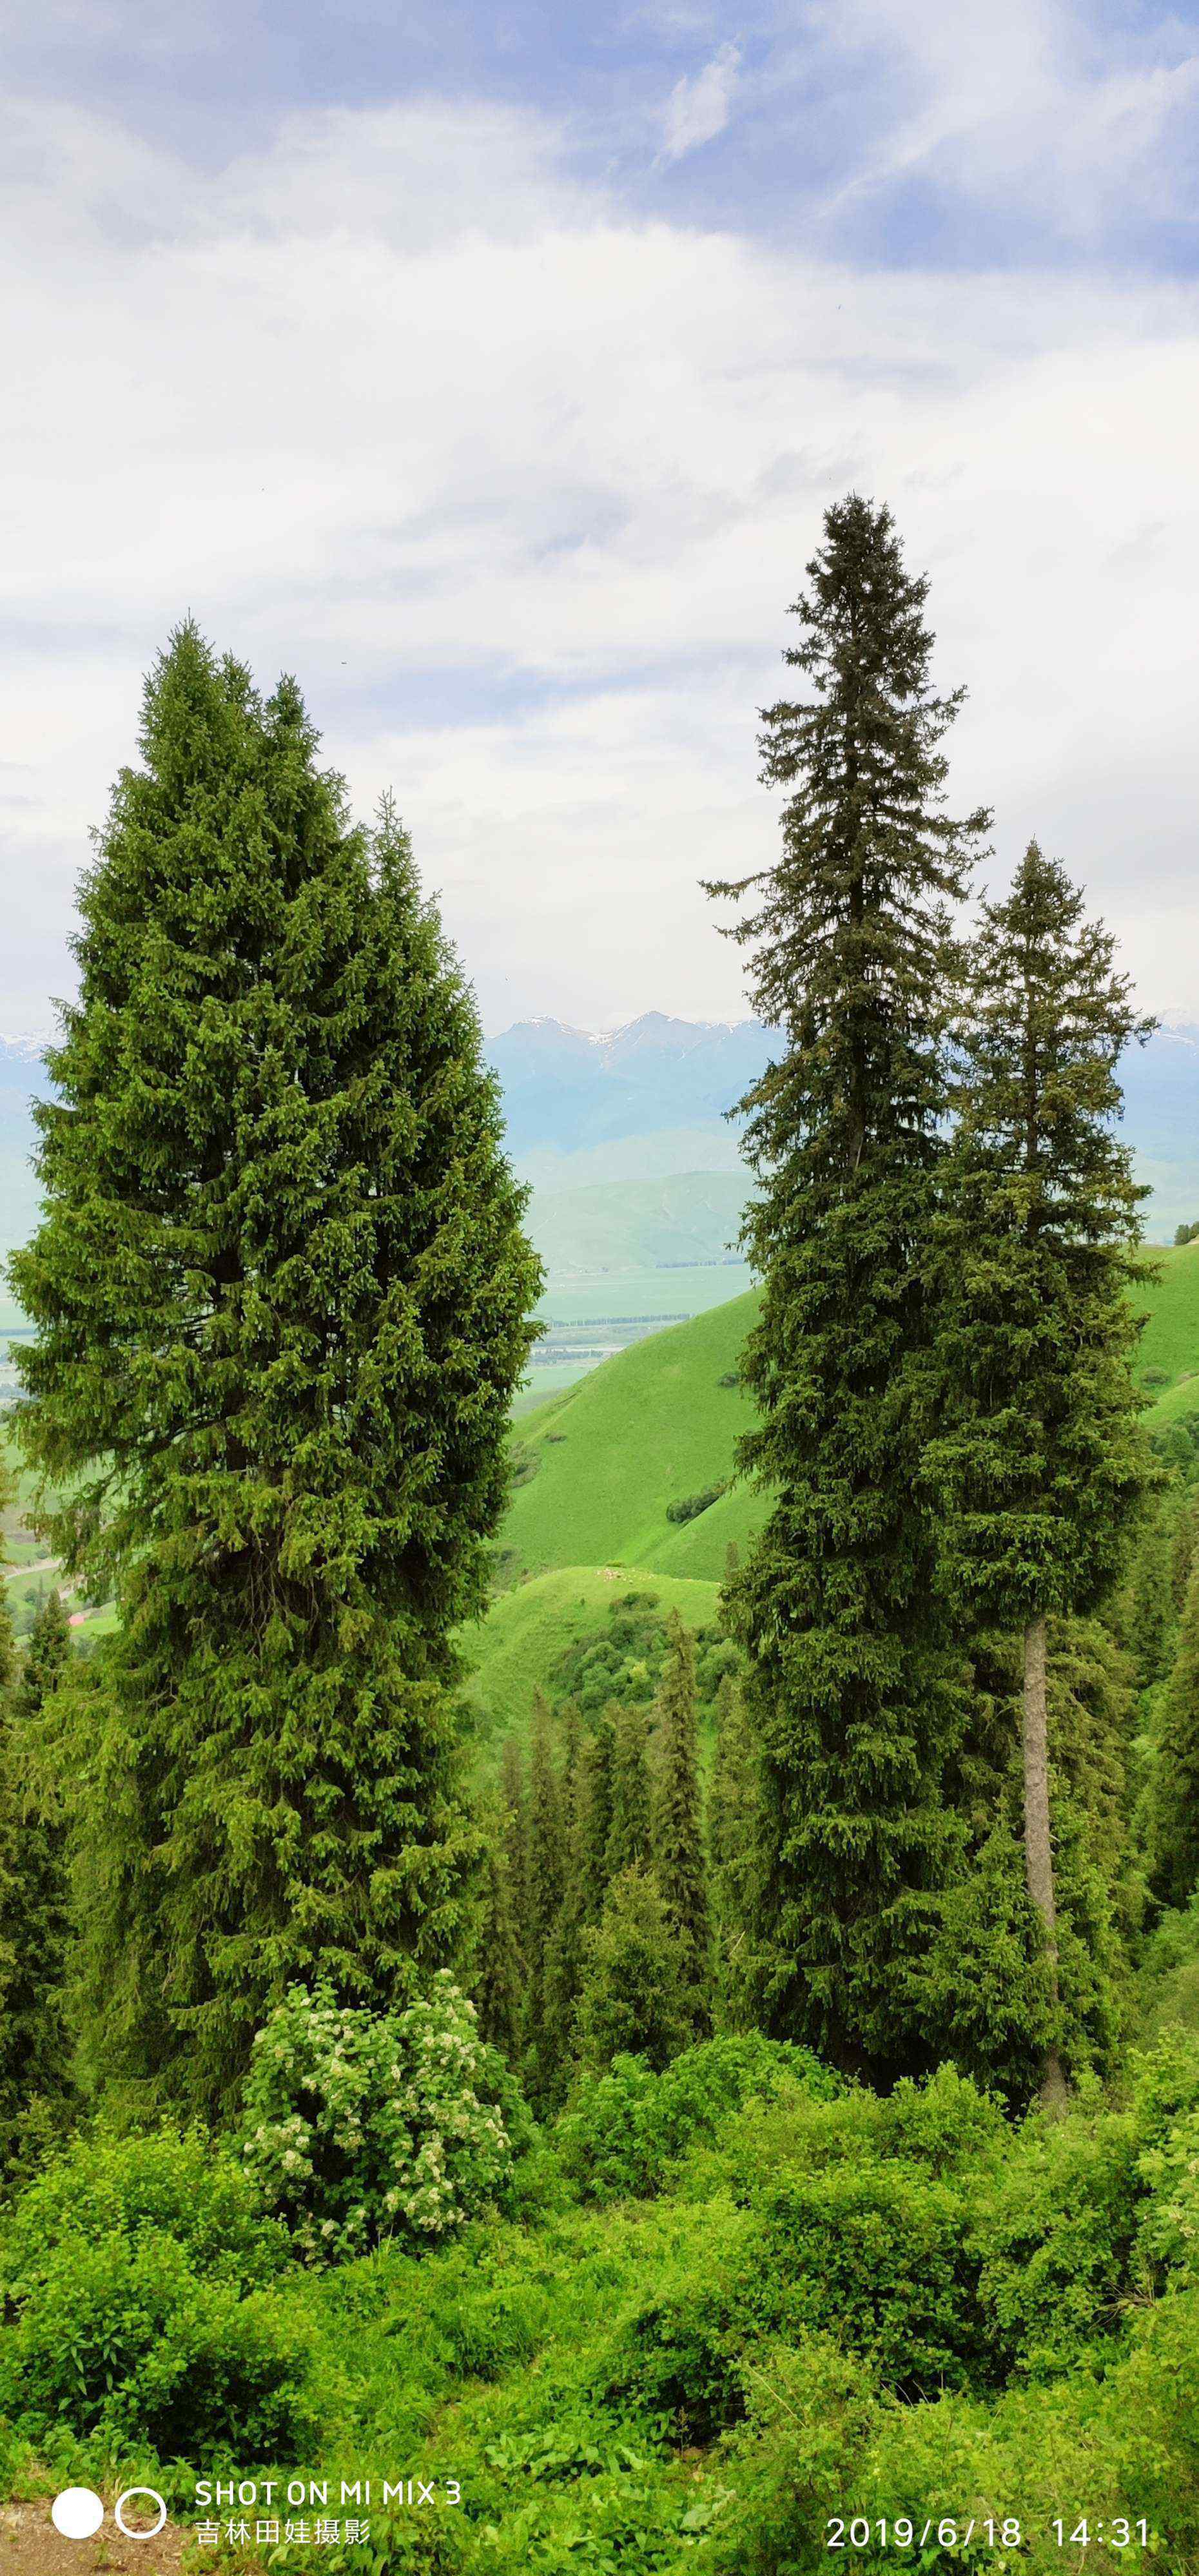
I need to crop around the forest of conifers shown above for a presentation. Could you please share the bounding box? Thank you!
[2,494,1199,2572]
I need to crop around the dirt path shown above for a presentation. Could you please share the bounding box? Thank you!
[0,2503,186,2576]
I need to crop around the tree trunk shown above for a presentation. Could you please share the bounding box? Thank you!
[1022,1613,1068,2111]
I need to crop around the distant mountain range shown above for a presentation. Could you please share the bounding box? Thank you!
[3,1012,1199,1314]
[494,1011,1199,1243]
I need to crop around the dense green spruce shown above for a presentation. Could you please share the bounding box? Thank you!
[708,1671,761,2028]
[0,1573,73,2164]
[576,1868,691,2071]
[926,844,1153,2100]
[9,626,541,2104]
[471,1796,525,2060]
[1149,1558,1199,1908]
[651,1614,710,2028]
[523,1692,565,2095]
[1128,1504,1173,1690]
[706,493,991,2075]
[605,1703,652,1877]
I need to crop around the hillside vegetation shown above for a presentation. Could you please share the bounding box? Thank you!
[492,1242,1199,1599]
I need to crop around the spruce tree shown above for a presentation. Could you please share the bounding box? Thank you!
[651,1614,710,2026]
[926,843,1153,2102]
[471,1812,524,2061]
[8,626,541,2104]
[523,1691,565,2095]
[705,493,990,2075]
[576,1709,616,1922]
[543,1705,587,2093]
[1128,1505,1173,1690]
[0,1566,74,2162]
[1149,1557,1199,1909]
[576,1869,691,2072]
[499,1737,530,1959]
[605,1702,651,1878]
[1170,1489,1199,1620]
[708,1671,762,2028]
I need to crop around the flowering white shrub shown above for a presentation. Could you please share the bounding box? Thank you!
[239,1973,518,2261]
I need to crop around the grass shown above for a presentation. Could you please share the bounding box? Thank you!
[499,1296,760,1585]
[1133,1235,1199,1392]
[458,1565,723,1748]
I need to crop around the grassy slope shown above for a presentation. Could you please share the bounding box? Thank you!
[458,1564,723,1745]
[491,1240,1199,1603]
[500,1293,764,1585]
[1133,1235,1199,1393]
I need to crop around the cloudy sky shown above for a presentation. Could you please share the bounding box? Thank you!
[2,0,1197,1037]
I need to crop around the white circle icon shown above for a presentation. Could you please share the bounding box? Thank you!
[51,2490,105,2540]
[114,2490,168,2539]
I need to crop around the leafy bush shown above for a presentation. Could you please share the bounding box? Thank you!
[240,1974,523,2261]
[754,2160,984,2395]
[0,2123,289,2297]
[0,2233,312,2455]
[879,2062,1009,2175]
[0,2127,309,2456]
[548,1600,737,1721]
[971,2111,1141,2377]
[1134,2108,1199,2290]
[557,2033,841,2202]
[664,1482,727,1525]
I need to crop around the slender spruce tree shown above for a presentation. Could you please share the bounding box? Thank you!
[605,1702,652,1878]
[576,1709,616,1923]
[8,626,541,2105]
[651,1614,710,2028]
[1149,1557,1199,1910]
[925,843,1153,2102]
[1170,1489,1199,1621]
[576,1868,691,2073]
[499,1736,530,1961]
[706,493,990,2075]
[708,1671,761,2028]
[523,1691,565,2095]
[1128,1504,1173,1690]
[471,1811,524,2061]
[0,1564,74,2162]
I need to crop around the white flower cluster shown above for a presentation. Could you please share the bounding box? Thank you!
[239,1973,514,2262]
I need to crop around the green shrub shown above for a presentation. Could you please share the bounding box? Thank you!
[557,2033,841,2202]
[0,2231,312,2455]
[971,2112,1141,2377]
[240,1974,524,2261]
[1133,2108,1199,2291]
[754,2161,983,2395]
[0,2127,309,2457]
[879,2062,1009,2175]
[664,1482,727,1525]
[0,2123,289,2298]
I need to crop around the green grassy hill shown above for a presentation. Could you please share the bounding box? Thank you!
[494,1239,1199,1597]
[1133,1235,1199,1397]
[498,1292,767,1587]
[458,1564,723,1745]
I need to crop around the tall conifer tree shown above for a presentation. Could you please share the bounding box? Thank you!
[9,627,541,2104]
[706,493,990,2075]
[0,1562,73,2160]
[606,1703,652,1879]
[926,843,1153,2101]
[1149,1557,1199,1910]
[523,1691,565,2095]
[576,1710,616,1923]
[652,1614,710,2026]
[708,1671,761,2028]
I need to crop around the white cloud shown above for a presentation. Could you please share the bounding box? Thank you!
[813,0,1199,238]
[658,40,742,161]
[0,82,1198,1044]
